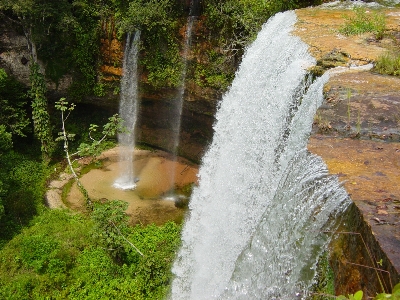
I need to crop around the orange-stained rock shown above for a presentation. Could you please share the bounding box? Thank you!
[295,7,400,63]
[99,18,123,82]
[308,137,400,296]
[308,137,400,206]
[295,5,400,297]
[100,65,122,77]
[314,70,400,141]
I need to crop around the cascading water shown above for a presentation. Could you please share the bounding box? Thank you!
[114,31,141,190]
[170,11,350,299]
[166,4,197,197]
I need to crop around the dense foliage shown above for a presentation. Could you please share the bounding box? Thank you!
[0,68,47,240]
[0,0,323,96]
[0,208,181,299]
[30,63,54,161]
[0,149,50,245]
[117,0,185,88]
[0,69,29,138]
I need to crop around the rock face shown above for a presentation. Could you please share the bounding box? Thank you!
[0,14,31,86]
[97,16,222,163]
[0,14,221,163]
[295,4,400,297]
[0,14,72,95]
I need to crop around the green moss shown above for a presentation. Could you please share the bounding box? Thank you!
[309,251,336,299]
[61,179,74,204]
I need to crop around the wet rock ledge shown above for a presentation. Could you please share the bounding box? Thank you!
[295,4,400,297]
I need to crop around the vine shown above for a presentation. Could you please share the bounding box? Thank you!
[29,62,54,162]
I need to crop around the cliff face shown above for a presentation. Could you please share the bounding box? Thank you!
[97,16,221,163]
[0,14,72,96]
[0,14,31,86]
[0,13,221,163]
[294,4,400,297]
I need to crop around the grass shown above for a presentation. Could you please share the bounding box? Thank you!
[339,7,386,40]
[374,51,400,76]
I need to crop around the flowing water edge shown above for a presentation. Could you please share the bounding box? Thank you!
[170,11,350,299]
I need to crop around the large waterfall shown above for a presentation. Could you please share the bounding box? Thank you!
[114,31,141,190]
[170,11,349,299]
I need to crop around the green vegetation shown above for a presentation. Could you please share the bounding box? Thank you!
[5,1,393,298]
[0,63,182,297]
[339,7,386,39]
[192,0,321,91]
[337,290,364,300]
[0,0,110,100]
[0,69,29,138]
[55,98,124,207]
[0,69,50,242]
[374,51,400,76]
[0,150,51,245]
[119,0,184,88]
[30,63,54,162]
[337,283,400,299]
[310,252,335,299]
[0,209,181,299]
[374,282,400,299]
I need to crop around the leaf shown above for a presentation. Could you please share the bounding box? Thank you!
[393,282,400,295]
[89,124,99,132]
[374,292,389,299]
[353,290,363,300]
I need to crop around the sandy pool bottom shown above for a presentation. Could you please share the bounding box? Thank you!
[67,147,198,225]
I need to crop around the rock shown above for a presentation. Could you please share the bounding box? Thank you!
[297,5,400,297]
[45,189,67,209]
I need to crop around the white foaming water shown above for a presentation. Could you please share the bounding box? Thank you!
[114,31,141,190]
[170,11,349,299]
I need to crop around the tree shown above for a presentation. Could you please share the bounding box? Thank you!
[55,98,125,207]
[91,199,143,261]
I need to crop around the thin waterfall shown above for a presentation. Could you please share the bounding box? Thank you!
[166,11,196,197]
[114,31,141,190]
[170,11,349,299]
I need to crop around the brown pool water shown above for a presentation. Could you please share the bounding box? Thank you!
[66,147,198,225]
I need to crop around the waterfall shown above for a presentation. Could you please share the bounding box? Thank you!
[170,11,349,299]
[114,31,141,190]
[166,14,196,197]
